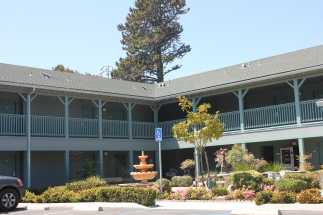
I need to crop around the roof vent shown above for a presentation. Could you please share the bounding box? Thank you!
[158,82,167,87]
[241,63,248,68]
[41,72,51,80]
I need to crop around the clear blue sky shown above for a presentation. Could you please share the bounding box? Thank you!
[1,0,323,80]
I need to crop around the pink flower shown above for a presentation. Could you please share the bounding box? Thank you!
[242,189,255,200]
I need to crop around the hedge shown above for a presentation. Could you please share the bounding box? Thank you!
[170,176,193,187]
[231,171,263,191]
[23,186,157,206]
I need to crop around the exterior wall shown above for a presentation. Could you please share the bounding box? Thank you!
[201,93,238,113]
[245,83,293,109]
[0,92,23,114]
[301,76,323,100]
[304,137,323,169]
[104,151,129,178]
[31,151,65,188]
[102,102,126,120]
[162,148,194,177]
[133,105,153,122]
[159,103,185,122]
[247,140,294,163]
[70,151,99,180]
[31,95,64,116]
[0,136,156,151]
[0,152,24,178]
[70,99,97,119]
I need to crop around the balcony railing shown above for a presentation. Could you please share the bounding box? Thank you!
[31,115,64,137]
[220,111,240,131]
[158,119,182,138]
[0,99,322,138]
[244,102,296,129]
[301,99,323,123]
[133,121,155,138]
[103,119,128,138]
[0,113,25,136]
[69,117,98,137]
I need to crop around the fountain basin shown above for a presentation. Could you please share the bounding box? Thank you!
[130,171,157,181]
[133,164,154,171]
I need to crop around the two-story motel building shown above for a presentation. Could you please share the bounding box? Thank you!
[1,45,323,188]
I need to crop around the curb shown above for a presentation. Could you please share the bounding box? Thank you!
[231,209,279,215]
[19,202,147,211]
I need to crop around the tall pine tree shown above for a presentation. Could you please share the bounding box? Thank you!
[112,0,191,83]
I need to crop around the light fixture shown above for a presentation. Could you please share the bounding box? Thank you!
[316,99,323,108]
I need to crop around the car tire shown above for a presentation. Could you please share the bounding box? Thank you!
[0,188,19,212]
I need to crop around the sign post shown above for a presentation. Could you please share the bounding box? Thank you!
[155,127,163,192]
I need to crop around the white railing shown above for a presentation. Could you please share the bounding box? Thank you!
[69,117,98,137]
[244,102,296,129]
[0,113,25,136]
[158,119,183,138]
[1,98,323,138]
[132,121,155,138]
[220,111,240,131]
[301,99,323,123]
[102,119,128,138]
[31,115,64,136]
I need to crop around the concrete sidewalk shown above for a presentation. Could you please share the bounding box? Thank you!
[18,201,323,215]
[156,200,323,215]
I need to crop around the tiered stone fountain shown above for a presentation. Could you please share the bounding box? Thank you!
[130,151,157,183]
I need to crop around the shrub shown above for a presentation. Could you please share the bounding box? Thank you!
[255,159,269,172]
[24,185,157,206]
[255,190,273,205]
[78,188,100,202]
[41,187,79,203]
[297,189,322,204]
[22,190,42,203]
[154,178,171,192]
[271,192,296,204]
[96,186,157,206]
[186,188,212,200]
[284,172,320,189]
[66,176,107,192]
[170,176,193,187]
[180,159,195,175]
[276,179,307,193]
[212,187,228,196]
[262,162,284,172]
[242,189,255,200]
[231,171,263,191]
[262,178,274,186]
[232,189,244,200]
[233,163,254,171]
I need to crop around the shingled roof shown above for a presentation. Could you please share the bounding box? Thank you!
[155,44,323,99]
[1,45,323,102]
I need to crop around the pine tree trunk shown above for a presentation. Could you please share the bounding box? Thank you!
[157,47,164,83]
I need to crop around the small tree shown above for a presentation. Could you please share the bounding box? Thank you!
[180,159,195,175]
[172,96,224,184]
[214,148,228,174]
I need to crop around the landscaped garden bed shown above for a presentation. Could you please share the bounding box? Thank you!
[23,176,157,207]
[155,144,323,205]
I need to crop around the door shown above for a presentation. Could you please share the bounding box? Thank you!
[280,147,294,169]
[262,146,274,162]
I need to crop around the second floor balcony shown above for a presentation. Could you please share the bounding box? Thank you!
[1,98,322,139]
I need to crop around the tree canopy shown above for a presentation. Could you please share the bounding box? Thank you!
[112,0,191,83]
[172,96,224,180]
[53,64,76,73]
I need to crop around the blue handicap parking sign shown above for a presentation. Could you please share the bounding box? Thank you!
[155,128,162,142]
